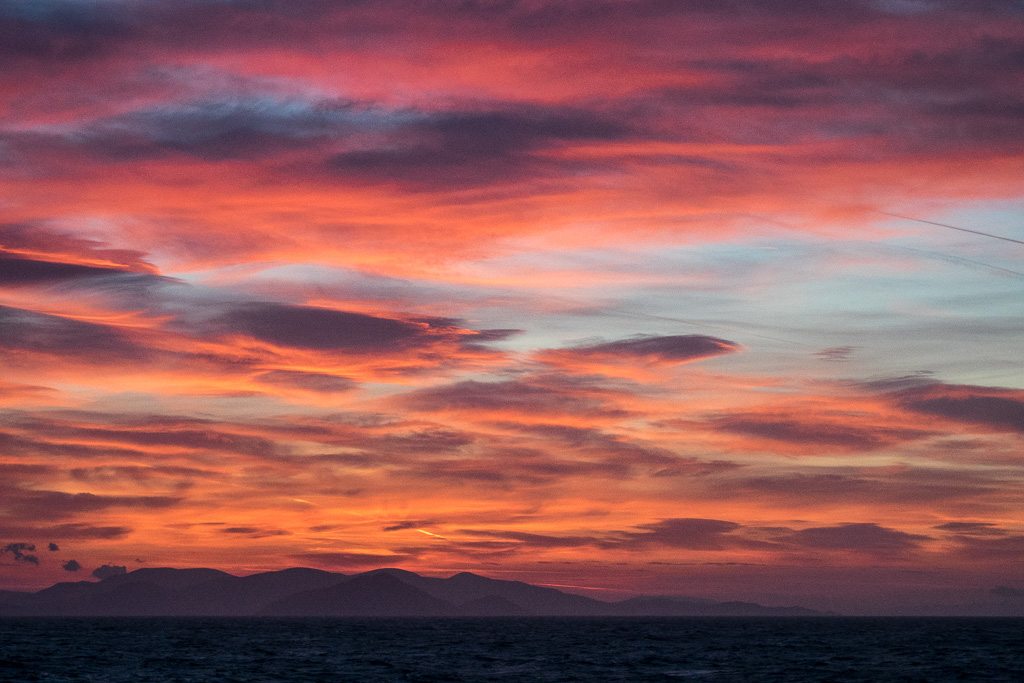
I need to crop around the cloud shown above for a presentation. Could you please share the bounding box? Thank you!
[991,586,1024,599]
[466,530,598,548]
[327,106,632,189]
[91,564,127,580]
[2,542,39,564]
[716,469,998,506]
[62,559,81,572]
[948,535,1024,560]
[787,523,930,555]
[458,517,781,554]
[710,413,928,452]
[0,223,157,273]
[220,527,291,538]
[47,542,59,551]
[213,303,457,352]
[382,520,437,532]
[894,383,1024,434]
[289,552,415,568]
[2,412,282,458]
[508,423,682,467]
[814,346,856,362]
[0,486,180,522]
[255,370,357,394]
[933,522,1006,536]
[607,518,758,551]
[0,524,132,540]
[459,517,774,554]
[366,429,474,455]
[0,254,146,287]
[77,96,381,161]
[0,305,150,361]
[398,378,624,418]
[0,0,130,63]
[540,335,740,368]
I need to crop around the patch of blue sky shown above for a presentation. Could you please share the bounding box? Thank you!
[473,232,1018,382]
[78,93,422,145]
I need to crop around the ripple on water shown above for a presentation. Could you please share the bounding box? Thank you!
[0,617,1022,683]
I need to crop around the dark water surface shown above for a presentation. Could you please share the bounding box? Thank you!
[1,617,1022,682]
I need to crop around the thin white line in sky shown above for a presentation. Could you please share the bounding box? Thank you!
[881,212,1024,246]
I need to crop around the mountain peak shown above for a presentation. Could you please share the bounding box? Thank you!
[0,566,837,617]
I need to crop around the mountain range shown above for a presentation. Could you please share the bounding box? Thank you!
[0,567,832,617]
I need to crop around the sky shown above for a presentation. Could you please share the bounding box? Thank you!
[0,0,1022,615]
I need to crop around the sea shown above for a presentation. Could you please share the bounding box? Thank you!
[1,617,1022,682]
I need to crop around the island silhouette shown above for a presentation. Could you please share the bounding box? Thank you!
[0,567,830,617]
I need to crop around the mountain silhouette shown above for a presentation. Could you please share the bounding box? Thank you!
[261,572,455,617]
[0,567,834,617]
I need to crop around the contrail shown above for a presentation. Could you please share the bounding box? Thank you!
[882,242,1024,280]
[881,212,1024,246]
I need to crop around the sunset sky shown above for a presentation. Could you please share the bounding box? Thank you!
[1,0,1022,615]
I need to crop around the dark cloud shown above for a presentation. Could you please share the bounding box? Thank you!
[382,520,436,532]
[289,552,415,568]
[467,329,523,343]
[894,384,1024,434]
[221,527,291,538]
[853,373,936,393]
[34,92,632,189]
[368,429,474,455]
[62,559,82,572]
[0,523,132,540]
[949,535,1024,560]
[399,379,622,417]
[0,428,158,461]
[0,0,130,63]
[77,96,374,161]
[459,517,771,553]
[0,253,173,311]
[511,423,678,466]
[68,464,218,486]
[5,0,1018,69]
[0,304,150,361]
[814,346,856,362]
[214,302,446,352]
[327,107,632,189]
[717,470,997,505]
[256,369,357,393]
[0,223,156,273]
[656,33,1024,150]
[2,542,39,564]
[607,518,758,551]
[788,523,930,554]
[711,414,928,451]
[934,522,1006,536]
[47,542,59,551]
[91,564,127,580]
[0,486,180,521]
[466,530,598,548]
[381,444,637,487]
[85,426,279,457]
[547,334,740,365]
[0,254,142,286]
[3,415,281,458]
[991,586,1024,599]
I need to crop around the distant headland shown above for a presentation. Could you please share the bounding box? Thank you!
[0,566,832,617]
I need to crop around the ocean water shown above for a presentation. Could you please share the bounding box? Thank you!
[1,617,1022,682]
